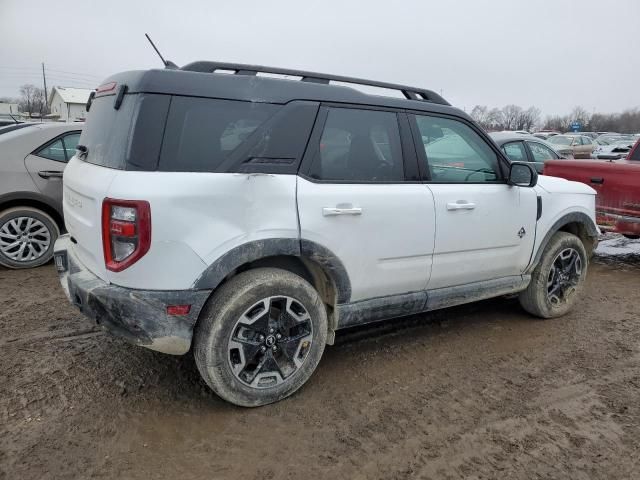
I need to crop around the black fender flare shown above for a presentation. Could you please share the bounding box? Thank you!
[526,212,598,273]
[193,238,351,303]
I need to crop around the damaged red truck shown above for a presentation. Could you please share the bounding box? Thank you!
[544,140,640,238]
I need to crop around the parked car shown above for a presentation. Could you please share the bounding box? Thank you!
[0,119,24,128]
[548,134,595,158]
[489,132,571,173]
[592,139,637,160]
[532,131,560,140]
[53,61,598,407]
[0,123,82,268]
[565,131,599,140]
[545,144,640,238]
[595,134,637,146]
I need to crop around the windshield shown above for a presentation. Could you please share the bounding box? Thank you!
[549,136,571,145]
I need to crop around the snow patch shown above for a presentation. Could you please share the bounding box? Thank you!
[595,234,640,256]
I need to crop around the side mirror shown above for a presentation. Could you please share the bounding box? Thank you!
[508,162,538,187]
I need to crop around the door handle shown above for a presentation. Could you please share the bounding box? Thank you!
[446,201,476,211]
[38,170,63,179]
[322,207,363,216]
[590,177,604,185]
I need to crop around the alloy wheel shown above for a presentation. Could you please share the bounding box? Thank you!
[227,296,313,389]
[547,248,582,306]
[0,216,52,263]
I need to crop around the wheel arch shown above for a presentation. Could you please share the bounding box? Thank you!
[527,212,598,273]
[0,191,64,232]
[193,238,351,342]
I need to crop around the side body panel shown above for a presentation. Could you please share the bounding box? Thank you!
[23,154,65,207]
[544,160,639,234]
[426,184,538,289]
[297,177,435,302]
[67,165,300,290]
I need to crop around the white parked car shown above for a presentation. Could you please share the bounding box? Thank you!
[54,62,599,407]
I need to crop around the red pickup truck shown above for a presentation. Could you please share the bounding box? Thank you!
[544,140,640,238]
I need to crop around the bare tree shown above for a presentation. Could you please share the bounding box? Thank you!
[501,105,523,131]
[543,115,571,132]
[470,105,505,131]
[515,106,541,131]
[470,105,490,126]
[488,108,503,129]
[569,106,591,129]
[18,84,47,116]
[473,103,640,134]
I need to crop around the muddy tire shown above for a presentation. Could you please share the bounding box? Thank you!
[0,207,60,269]
[519,231,588,318]
[194,268,328,407]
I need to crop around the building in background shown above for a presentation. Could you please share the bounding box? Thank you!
[48,86,92,121]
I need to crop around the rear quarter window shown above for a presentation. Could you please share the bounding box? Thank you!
[78,94,136,169]
[159,97,280,172]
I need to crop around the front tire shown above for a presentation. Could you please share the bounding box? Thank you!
[0,207,59,269]
[519,232,588,318]
[194,268,328,407]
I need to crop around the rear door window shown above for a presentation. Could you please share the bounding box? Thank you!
[36,138,67,162]
[159,97,279,172]
[526,141,559,161]
[307,107,404,182]
[501,141,527,162]
[62,132,80,159]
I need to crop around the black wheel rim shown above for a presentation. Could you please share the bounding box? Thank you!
[227,296,313,389]
[547,248,582,306]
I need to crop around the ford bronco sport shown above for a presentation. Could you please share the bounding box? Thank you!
[54,62,599,406]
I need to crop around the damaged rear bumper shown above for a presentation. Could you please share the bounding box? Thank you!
[53,235,211,355]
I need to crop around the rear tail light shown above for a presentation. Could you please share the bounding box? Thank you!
[102,198,151,272]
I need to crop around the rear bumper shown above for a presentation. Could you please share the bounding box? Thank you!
[53,235,211,355]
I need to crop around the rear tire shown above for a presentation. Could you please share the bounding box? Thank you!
[0,207,59,269]
[519,232,588,319]
[194,268,328,407]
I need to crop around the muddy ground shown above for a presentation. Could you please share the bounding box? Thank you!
[1,237,640,480]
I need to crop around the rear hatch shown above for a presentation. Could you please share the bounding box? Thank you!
[63,85,139,280]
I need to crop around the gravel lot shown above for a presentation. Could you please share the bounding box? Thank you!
[1,236,640,480]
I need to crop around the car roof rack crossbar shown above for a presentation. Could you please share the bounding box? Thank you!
[181,61,450,105]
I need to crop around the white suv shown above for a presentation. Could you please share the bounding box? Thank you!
[54,62,598,407]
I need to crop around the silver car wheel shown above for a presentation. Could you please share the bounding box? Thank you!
[0,216,52,263]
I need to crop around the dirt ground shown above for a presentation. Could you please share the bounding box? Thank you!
[1,238,640,480]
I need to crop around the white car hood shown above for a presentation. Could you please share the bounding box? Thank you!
[535,175,596,195]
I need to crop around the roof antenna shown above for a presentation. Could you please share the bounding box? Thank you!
[145,33,178,69]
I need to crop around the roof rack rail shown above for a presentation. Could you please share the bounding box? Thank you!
[181,61,450,106]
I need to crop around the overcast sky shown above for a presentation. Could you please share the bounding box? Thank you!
[1,0,638,116]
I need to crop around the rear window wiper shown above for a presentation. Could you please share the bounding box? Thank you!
[76,145,89,159]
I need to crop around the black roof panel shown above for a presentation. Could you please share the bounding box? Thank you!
[102,65,468,119]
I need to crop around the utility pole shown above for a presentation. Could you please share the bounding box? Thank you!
[42,62,48,115]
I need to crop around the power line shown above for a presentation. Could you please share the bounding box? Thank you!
[45,68,103,79]
[0,65,105,81]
